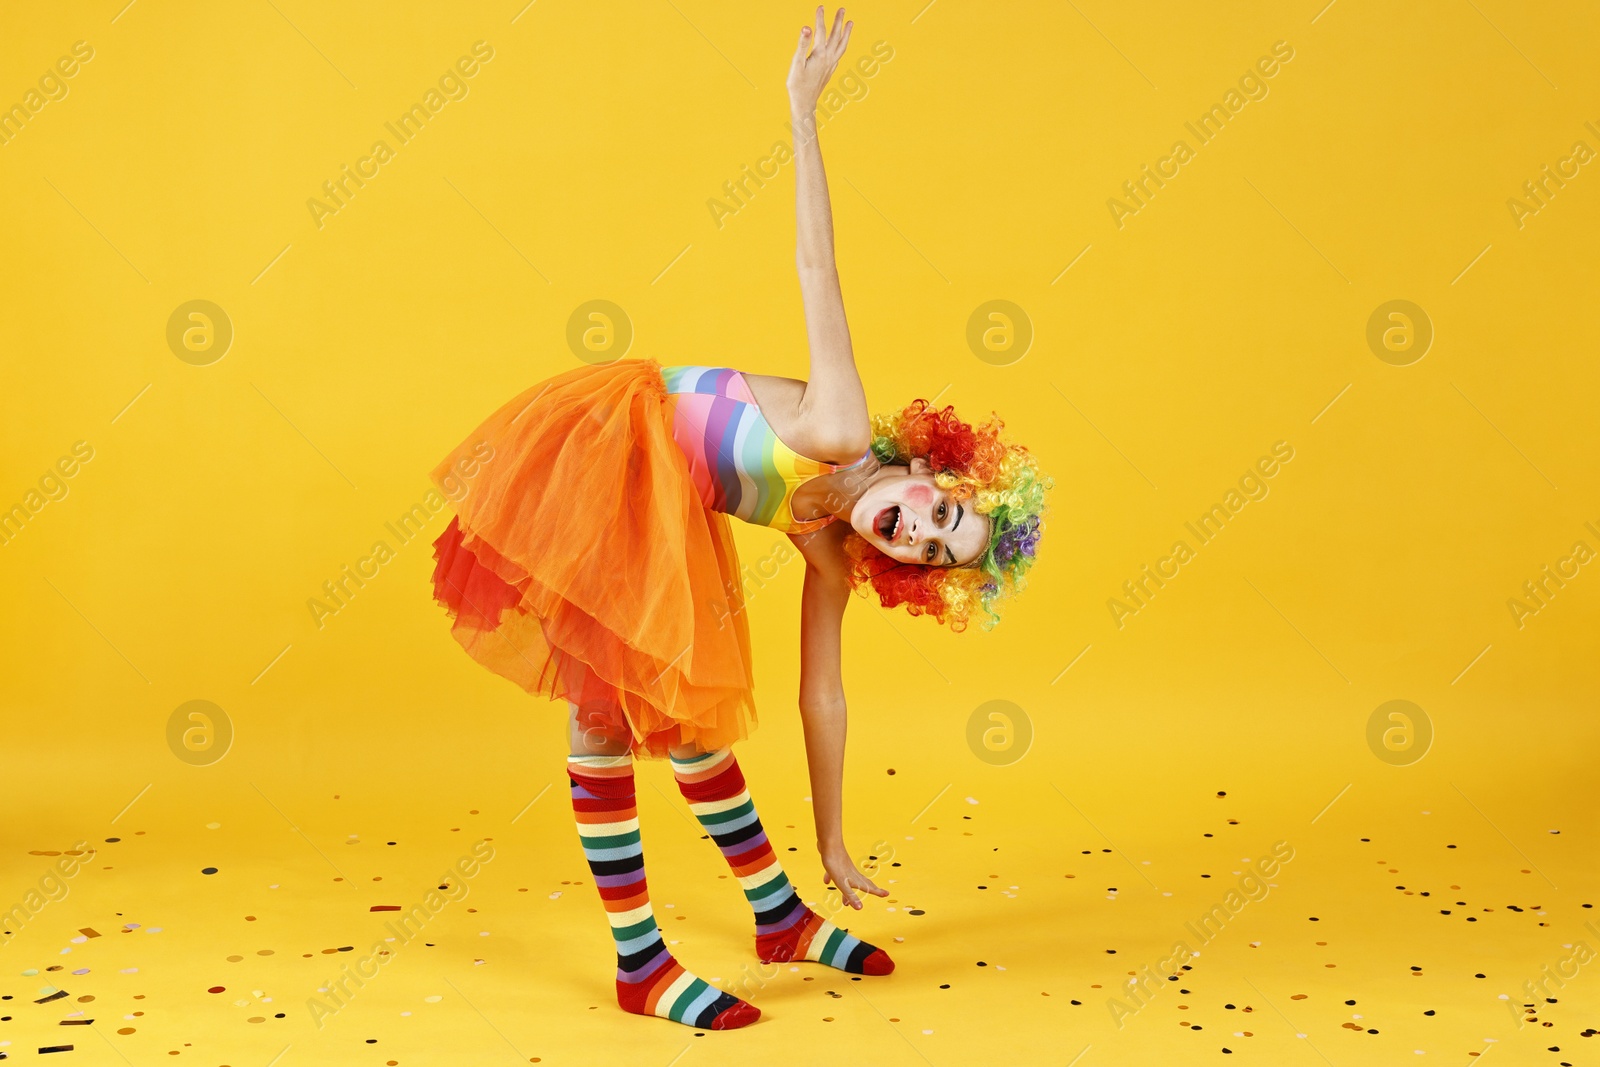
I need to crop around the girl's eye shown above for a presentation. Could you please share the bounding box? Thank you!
[925,542,938,562]
[936,500,948,521]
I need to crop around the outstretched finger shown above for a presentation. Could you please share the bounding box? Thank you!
[814,5,826,47]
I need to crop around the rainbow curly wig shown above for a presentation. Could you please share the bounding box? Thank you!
[842,398,1052,632]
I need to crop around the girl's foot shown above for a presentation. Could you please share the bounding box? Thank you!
[617,950,760,1029]
[756,901,895,975]
[569,752,761,1030]
[670,747,896,977]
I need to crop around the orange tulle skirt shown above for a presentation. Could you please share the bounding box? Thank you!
[428,358,756,760]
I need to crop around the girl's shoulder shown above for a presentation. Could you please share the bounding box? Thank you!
[743,372,869,467]
[787,519,851,579]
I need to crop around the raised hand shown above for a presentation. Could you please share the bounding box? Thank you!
[787,6,853,118]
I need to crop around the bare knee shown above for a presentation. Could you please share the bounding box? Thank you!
[568,700,631,757]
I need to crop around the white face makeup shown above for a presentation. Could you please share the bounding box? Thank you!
[848,459,989,566]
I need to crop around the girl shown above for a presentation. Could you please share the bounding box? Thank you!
[429,7,1050,1031]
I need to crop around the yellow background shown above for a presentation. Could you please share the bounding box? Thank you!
[2,1,1596,1063]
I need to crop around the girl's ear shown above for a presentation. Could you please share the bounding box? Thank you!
[908,455,932,475]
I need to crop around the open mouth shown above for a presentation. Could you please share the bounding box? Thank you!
[874,505,902,543]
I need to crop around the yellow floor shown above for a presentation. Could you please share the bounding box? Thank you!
[3,706,1596,1065]
[4,0,1599,1064]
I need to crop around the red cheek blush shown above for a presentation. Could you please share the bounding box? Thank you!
[902,483,934,508]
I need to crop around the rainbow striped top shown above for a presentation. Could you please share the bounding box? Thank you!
[660,365,872,534]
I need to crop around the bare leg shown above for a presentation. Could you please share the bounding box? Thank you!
[568,699,631,757]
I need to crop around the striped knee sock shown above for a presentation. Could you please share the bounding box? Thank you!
[567,753,761,1029]
[669,748,894,976]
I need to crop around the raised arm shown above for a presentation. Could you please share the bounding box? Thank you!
[795,527,887,909]
[786,8,871,458]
